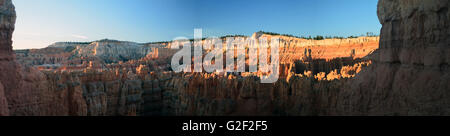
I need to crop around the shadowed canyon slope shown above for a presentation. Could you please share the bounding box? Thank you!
[0,0,449,116]
[337,0,450,115]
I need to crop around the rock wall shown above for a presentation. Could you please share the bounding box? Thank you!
[335,0,450,115]
[0,0,17,115]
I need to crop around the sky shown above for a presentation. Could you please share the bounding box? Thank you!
[12,0,381,49]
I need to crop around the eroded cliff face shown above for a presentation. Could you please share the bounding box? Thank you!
[0,0,16,115]
[254,32,379,62]
[73,40,154,63]
[336,0,450,115]
[0,0,15,57]
[15,41,161,69]
[0,0,76,116]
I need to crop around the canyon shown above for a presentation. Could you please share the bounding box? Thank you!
[0,0,448,116]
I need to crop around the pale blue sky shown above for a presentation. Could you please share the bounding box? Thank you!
[12,0,381,49]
